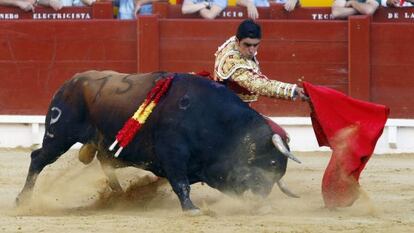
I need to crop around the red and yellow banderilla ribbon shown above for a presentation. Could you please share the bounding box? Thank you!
[109,76,173,157]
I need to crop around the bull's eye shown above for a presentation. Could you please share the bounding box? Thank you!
[270,160,277,167]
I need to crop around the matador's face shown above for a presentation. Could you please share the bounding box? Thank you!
[237,37,261,60]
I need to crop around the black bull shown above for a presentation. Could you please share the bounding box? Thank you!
[17,70,299,212]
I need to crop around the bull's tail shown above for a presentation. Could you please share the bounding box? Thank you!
[78,143,98,165]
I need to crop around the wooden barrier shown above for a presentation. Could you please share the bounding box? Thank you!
[1,3,414,118]
[0,19,137,114]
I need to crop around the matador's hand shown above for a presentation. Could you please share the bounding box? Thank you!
[386,0,400,6]
[294,87,309,102]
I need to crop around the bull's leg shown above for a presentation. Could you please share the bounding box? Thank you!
[16,142,73,205]
[155,139,199,213]
[169,179,199,213]
[80,144,124,193]
[16,151,40,205]
[100,161,123,193]
[17,100,88,205]
[95,150,124,193]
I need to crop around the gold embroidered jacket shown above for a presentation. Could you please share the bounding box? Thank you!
[214,36,297,102]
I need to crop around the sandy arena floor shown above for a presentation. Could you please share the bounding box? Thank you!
[0,148,413,233]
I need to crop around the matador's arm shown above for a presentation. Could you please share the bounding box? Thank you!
[231,68,297,100]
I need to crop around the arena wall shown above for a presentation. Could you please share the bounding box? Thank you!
[1,3,414,152]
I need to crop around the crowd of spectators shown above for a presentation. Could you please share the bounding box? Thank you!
[331,0,414,19]
[181,0,227,19]
[332,0,380,19]
[118,0,162,19]
[61,0,97,7]
[181,0,299,19]
[0,0,298,19]
[0,0,100,11]
[0,0,413,20]
[382,0,414,7]
[0,0,63,11]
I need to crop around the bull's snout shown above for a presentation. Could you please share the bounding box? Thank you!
[244,172,274,198]
[250,182,273,198]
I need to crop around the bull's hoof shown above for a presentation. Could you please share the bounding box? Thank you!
[15,193,30,207]
[201,208,217,217]
[184,208,202,216]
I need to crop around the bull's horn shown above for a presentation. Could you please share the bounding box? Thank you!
[276,179,300,198]
[272,134,301,164]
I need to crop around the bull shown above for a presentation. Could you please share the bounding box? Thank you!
[16,70,300,213]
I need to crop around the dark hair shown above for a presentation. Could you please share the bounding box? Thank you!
[236,19,262,40]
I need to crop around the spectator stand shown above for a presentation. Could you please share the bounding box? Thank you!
[154,2,414,21]
[0,1,113,20]
[155,2,333,20]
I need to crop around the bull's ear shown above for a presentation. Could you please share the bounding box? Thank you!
[272,134,301,164]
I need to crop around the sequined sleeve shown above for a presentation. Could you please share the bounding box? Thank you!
[231,68,297,100]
